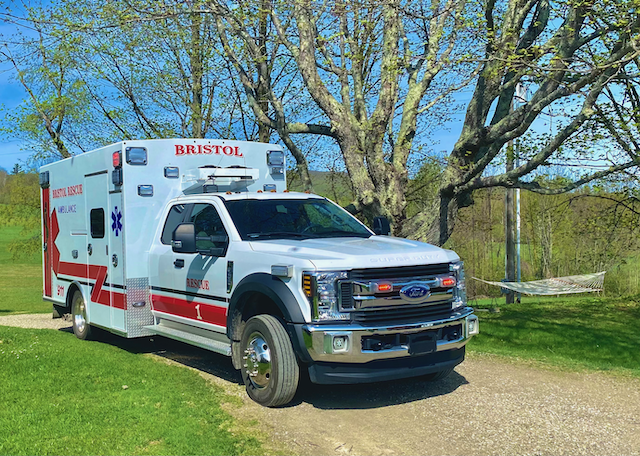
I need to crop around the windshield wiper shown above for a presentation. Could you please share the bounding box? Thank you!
[314,230,371,238]
[247,232,314,239]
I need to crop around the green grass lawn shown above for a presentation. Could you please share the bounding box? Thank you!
[0,227,279,455]
[0,326,268,455]
[468,294,640,376]
[0,226,49,315]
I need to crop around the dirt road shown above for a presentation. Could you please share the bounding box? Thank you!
[3,314,639,455]
[167,349,640,456]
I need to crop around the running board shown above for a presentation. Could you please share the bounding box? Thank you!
[144,324,232,356]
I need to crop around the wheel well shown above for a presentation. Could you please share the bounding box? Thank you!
[65,283,82,312]
[228,291,284,341]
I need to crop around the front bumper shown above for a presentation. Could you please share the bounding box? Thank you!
[301,307,478,364]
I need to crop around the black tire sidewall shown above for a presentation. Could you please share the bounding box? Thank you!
[240,315,297,406]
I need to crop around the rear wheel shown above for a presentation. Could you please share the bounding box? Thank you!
[240,315,299,407]
[71,290,93,340]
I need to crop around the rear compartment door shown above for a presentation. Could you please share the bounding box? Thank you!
[84,173,110,328]
[108,191,126,331]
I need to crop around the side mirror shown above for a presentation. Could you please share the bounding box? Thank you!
[373,216,391,236]
[172,223,197,253]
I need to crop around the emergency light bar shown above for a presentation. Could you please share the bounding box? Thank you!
[199,167,259,181]
[182,166,260,194]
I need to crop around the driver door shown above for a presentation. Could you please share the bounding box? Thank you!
[150,202,230,332]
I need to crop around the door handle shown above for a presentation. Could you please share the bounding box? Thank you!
[174,259,185,268]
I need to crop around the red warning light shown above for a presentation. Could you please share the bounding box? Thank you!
[441,277,456,287]
[112,151,121,168]
[377,283,393,292]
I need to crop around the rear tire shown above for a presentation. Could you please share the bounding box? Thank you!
[71,290,93,340]
[240,315,299,407]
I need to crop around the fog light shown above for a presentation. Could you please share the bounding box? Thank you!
[333,335,348,351]
[467,315,479,336]
[323,332,351,354]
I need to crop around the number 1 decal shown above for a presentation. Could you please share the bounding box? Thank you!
[195,304,203,320]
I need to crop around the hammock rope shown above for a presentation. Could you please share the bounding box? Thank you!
[472,271,606,296]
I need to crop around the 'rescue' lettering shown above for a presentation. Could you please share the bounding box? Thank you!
[186,278,210,290]
[52,184,83,199]
[175,144,242,157]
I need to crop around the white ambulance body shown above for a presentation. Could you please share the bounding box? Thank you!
[40,139,478,407]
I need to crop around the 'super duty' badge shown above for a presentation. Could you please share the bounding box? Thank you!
[399,283,431,303]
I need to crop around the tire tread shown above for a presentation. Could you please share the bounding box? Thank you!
[242,314,299,407]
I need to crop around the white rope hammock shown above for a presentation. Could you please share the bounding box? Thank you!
[472,271,606,296]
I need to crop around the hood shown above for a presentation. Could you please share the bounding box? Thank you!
[248,235,459,270]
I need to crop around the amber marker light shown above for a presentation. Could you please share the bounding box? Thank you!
[302,273,313,298]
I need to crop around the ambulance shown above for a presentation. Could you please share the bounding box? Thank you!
[39,139,478,407]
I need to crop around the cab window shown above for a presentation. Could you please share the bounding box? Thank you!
[161,204,186,245]
[188,203,228,252]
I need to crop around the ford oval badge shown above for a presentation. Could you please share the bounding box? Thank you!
[399,283,431,303]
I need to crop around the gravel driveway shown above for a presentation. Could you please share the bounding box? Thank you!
[3,314,639,455]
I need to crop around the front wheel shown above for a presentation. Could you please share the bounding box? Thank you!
[71,290,93,340]
[240,315,299,407]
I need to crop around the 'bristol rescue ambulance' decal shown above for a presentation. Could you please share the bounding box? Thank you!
[111,207,122,236]
[52,184,83,199]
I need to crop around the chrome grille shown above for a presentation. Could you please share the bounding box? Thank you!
[350,263,451,281]
[341,263,455,324]
[340,282,355,309]
[351,302,452,324]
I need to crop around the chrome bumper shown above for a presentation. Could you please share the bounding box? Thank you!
[302,308,478,363]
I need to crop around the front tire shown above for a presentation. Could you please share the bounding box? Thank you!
[71,290,93,340]
[240,315,299,407]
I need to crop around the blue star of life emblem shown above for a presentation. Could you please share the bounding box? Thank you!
[111,206,123,236]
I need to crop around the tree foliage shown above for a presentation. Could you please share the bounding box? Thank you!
[0,172,41,259]
[449,186,640,297]
[1,0,639,246]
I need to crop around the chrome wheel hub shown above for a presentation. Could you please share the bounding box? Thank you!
[243,332,271,389]
[74,298,86,333]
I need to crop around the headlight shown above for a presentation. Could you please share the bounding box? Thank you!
[450,261,467,310]
[302,271,350,322]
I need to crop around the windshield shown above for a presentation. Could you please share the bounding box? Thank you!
[224,198,372,240]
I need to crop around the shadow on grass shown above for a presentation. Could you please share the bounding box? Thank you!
[63,328,245,385]
[72,327,469,410]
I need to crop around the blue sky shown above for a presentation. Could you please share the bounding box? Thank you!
[0,16,32,172]
[0,66,468,174]
[0,72,29,172]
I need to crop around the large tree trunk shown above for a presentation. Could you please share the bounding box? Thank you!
[190,11,204,138]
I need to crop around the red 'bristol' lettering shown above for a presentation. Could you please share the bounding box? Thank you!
[175,144,242,157]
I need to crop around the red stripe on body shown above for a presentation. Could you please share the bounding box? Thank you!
[49,203,126,310]
[57,262,126,310]
[151,294,227,327]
